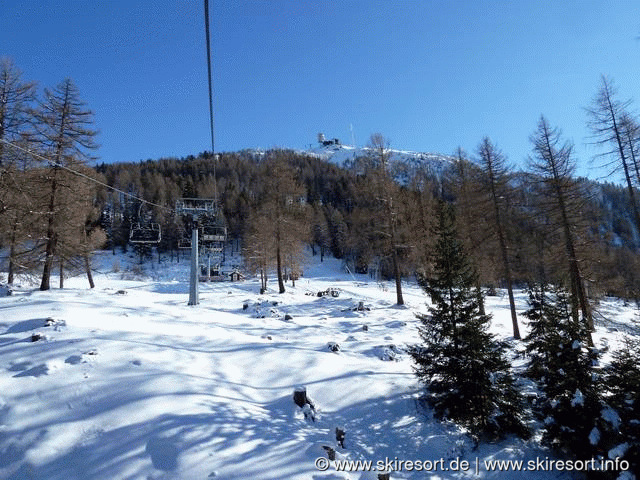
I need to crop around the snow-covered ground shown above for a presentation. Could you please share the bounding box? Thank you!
[248,143,455,179]
[0,251,636,480]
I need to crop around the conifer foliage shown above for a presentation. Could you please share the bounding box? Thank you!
[411,202,527,438]
[523,285,606,456]
[605,337,640,474]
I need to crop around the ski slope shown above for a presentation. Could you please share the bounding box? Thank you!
[0,251,636,480]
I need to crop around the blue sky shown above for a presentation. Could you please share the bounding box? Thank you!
[1,0,639,179]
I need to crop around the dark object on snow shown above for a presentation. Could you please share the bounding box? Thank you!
[486,285,497,296]
[362,324,369,331]
[327,342,340,352]
[31,333,44,342]
[322,445,336,460]
[317,288,339,298]
[45,317,56,327]
[293,387,317,422]
[272,301,278,306]
[335,427,346,448]
[243,303,249,310]
[354,301,369,311]
[293,386,316,422]
[116,290,127,295]
[284,314,293,321]
[378,474,390,480]
[293,386,311,408]
[302,404,316,421]
[260,287,266,294]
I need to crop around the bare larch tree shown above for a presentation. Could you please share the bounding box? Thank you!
[32,78,98,290]
[529,116,593,345]
[477,137,521,339]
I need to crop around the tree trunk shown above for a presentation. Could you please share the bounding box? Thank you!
[276,241,285,294]
[476,283,485,316]
[557,186,594,346]
[40,228,57,290]
[540,123,594,345]
[496,226,520,339]
[7,217,17,284]
[485,145,520,339]
[260,267,267,292]
[40,169,58,291]
[59,258,64,289]
[81,229,95,288]
[7,245,15,284]
[392,247,404,305]
[84,252,95,288]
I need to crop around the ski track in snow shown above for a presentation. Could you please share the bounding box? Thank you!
[0,251,636,480]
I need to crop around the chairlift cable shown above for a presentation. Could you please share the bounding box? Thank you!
[0,138,174,213]
[204,0,218,203]
[3,2,220,225]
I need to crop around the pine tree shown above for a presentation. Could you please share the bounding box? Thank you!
[605,337,640,475]
[410,201,527,438]
[523,284,605,456]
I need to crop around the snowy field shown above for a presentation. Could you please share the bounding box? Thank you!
[0,251,636,480]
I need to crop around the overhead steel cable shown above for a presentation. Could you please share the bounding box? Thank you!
[3,4,218,216]
[0,137,174,213]
[204,0,218,203]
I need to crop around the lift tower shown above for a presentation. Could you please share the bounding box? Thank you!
[176,198,221,305]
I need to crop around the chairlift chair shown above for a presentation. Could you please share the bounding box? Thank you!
[177,228,192,249]
[129,223,162,244]
[200,224,227,243]
[178,238,192,249]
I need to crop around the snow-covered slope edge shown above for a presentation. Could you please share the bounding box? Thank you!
[245,142,456,179]
[0,251,636,480]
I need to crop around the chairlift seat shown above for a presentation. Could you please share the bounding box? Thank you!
[129,223,161,244]
[200,223,227,243]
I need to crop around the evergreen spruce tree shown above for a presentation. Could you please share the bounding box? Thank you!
[523,284,564,382]
[523,284,606,457]
[410,201,527,438]
[605,337,640,475]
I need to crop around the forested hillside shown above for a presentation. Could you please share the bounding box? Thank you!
[87,143,640,302]
[3,58,640,477]
[2,57,640,302]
